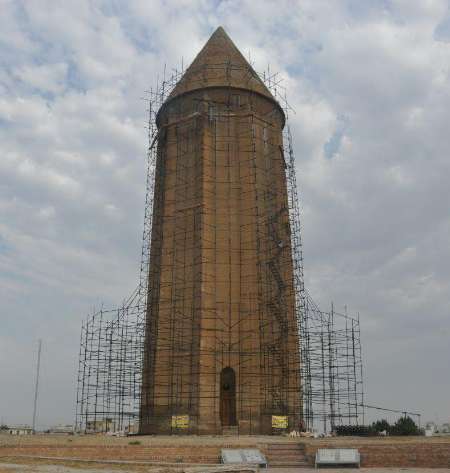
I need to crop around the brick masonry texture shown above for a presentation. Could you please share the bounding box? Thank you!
[304,439,450,468]
[1,436,450,467]
[140,25,301,435]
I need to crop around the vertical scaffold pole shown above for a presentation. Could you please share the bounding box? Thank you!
[32,339,42,433]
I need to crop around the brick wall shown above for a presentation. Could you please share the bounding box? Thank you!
[304,441,450,468]
[2,438,450,467]
[0,444,221,463]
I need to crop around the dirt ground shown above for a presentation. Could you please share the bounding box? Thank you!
[2,434,450,447]
[1,462,450,473]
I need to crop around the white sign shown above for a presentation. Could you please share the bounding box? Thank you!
[317,449,337,461]
[242,449,267,464]
[316,448,360,467]
[221,449,267,467]
[221,449,244,464]
[339,449,359,462]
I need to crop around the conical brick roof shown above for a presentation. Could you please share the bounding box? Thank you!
[167,26,275,101]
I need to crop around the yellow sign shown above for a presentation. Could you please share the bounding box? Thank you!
[171,415,189,429]
[272,415,288,429]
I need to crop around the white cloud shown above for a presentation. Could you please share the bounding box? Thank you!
[14,62,68,94]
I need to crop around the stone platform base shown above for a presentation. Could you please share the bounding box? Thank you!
[0,435,305,467]
[1,434,450,468]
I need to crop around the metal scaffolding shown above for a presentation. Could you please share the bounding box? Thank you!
[75,64,364,435]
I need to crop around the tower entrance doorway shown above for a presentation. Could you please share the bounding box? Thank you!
[220,367,237,426]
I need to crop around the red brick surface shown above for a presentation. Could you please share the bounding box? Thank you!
[1,436,450,468]
[0,445,220,463]
[304,440,450,468]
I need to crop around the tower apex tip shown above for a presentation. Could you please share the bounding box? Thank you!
[212,25,227,36]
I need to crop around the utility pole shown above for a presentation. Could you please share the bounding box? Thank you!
[32,339,42,433]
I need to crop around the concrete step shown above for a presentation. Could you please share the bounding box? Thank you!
[267,451,305,457]
[267,448,305,455]
[267,442,305,446]
[267,456,308,459]
[266,442,308,468]
[267,446,305,452]
[269,461,309,468]
[267,457,307,462]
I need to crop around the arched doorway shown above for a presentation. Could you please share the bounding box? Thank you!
[220,367,237,426]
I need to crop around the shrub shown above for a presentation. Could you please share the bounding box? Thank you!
[372,419,390,433]
[335,425,374,436]
[335,416,422,437]
[128,440,141,445]
[390,416,421,436]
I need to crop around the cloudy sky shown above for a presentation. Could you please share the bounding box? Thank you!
[1,0,449,429]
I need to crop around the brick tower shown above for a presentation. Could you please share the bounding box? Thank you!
[140,27,302,435]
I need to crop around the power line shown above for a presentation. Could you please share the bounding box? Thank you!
[361,403,421,419]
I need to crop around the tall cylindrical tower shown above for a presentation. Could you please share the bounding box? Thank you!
[140,27,302,435]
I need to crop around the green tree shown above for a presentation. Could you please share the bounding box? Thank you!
[391,416,420,436]
[372,419,390,433]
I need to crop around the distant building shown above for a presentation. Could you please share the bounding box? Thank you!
[49,424,73,434]
[439,423,450,434]
[424,421,450,436]
[8,425,33,435]
[425,421,437,431]
[86,418,116,433]
[125,420,139,435]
